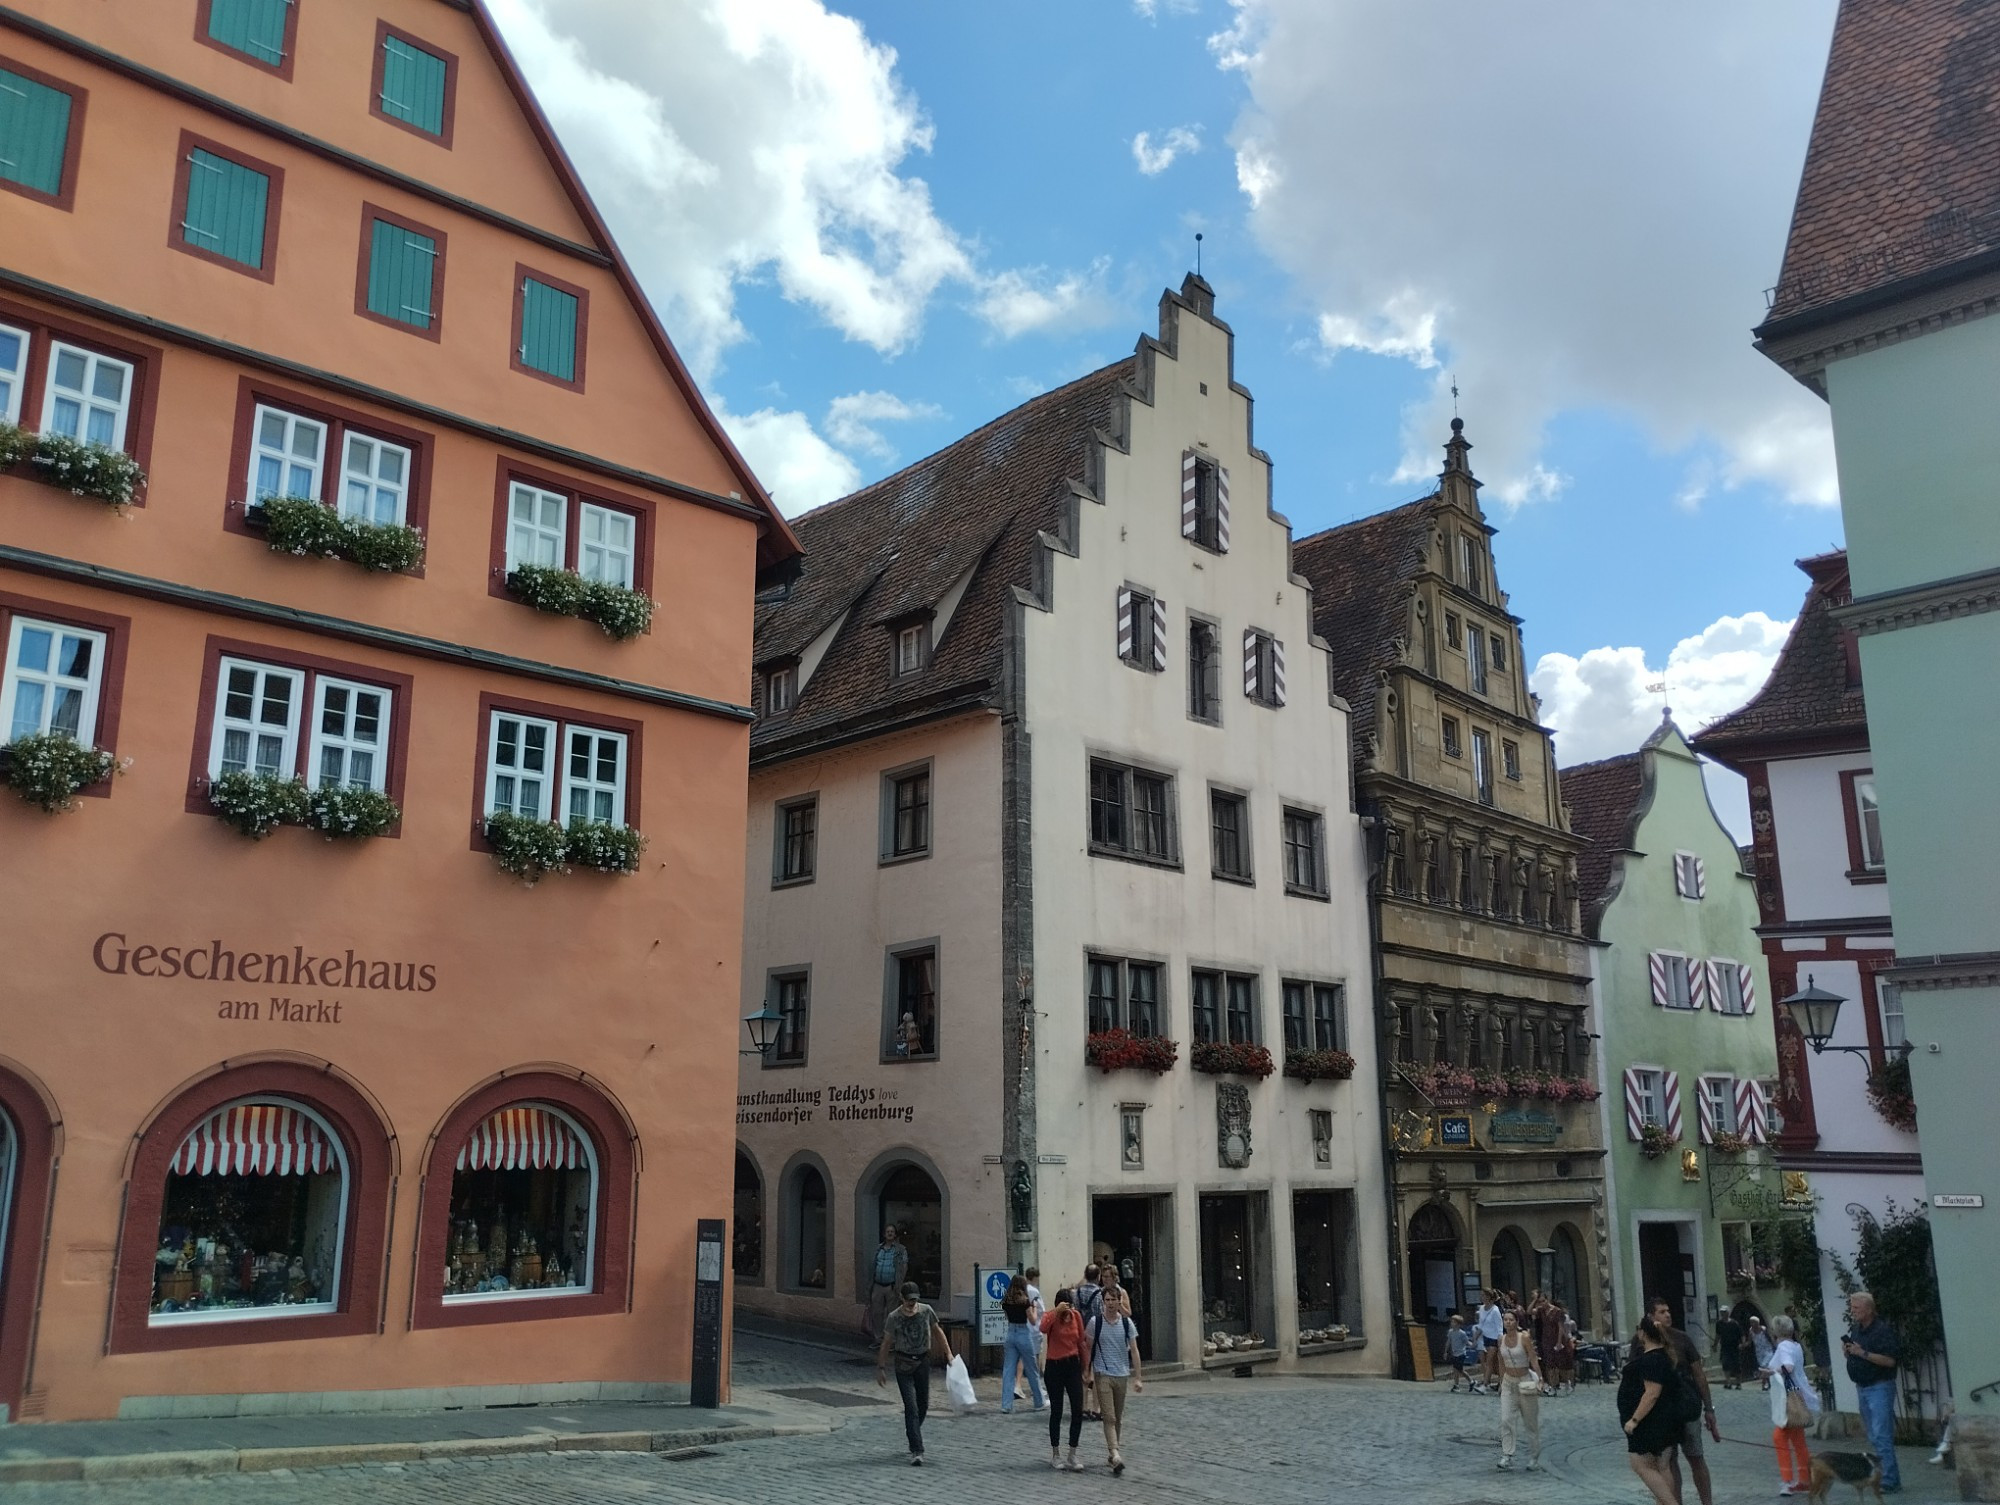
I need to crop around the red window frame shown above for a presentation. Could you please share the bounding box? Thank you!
[367,20,459,148]
[166,129,286,284]
[1839,767,1886,883]
[409,1070,637,1330]
[0,589,130,796]
[0,53,87,212]
[486,459,656,600]
[353,202,448,343]
[0,294,164,487]
[467,689,645,851]
[182,635,414,830]
[221,376,433,568]
[107,1060,394,1354]
[508,262,591,394]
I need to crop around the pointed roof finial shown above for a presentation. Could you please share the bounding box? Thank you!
[1443,414,1472,475]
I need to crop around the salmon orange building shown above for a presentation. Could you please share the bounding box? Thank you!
[0,0,798,1422]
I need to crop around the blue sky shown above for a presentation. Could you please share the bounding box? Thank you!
[495,0,1844,810]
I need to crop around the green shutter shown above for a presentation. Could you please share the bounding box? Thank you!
[367,218,437,329]
[181,149,269,269]
[207,0,290,65]
[0,67,73,198]
[519,279,579,381]
[379,36,447,136]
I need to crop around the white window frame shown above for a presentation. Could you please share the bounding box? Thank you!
[42,341,134,451]
[562,726,627,826]
[1710,962,1745,1016]
[0,320,28,425]
[1758,1077,1783,1138]
[485,711,557,821]
[441,1102,599,1306]
[208,657,305,781]
[1633,1067,1665,1128]
[896,623,927,676]
[1703,1074,1739,1137]
[1879,982,1906,1051]
[248,403,327,504]
[1854,775,1885,871]
[3,616,106,745]
[765,666,795,714]
[307,676,391,792]
[577,502,635,588]
[338,431,412,527]
[507,482,567,572]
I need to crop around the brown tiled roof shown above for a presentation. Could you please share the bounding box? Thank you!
[1289,497,1433,750]
[1766,0,2000,323]
[1690,550,1867,762]
[749,360,1133,760]
[1558,752,1646,939]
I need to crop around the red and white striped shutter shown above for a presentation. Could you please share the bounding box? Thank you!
[1694,856,1708,898]
[1662,1071,1684,1141]
[1215,463,1231,551]
[1181,451,1199,538]
[1622,1069,1645,1141]
[1151,597,1168,671]
[1696,1081,1716,1144]
[1737,1080,1765,1143]
[1688,957,1711,1013]
[1243,629,1260,697]
[1271,638,1286,705]
[1648,952,1669,1008]
[1738,963,1757,1015]
[1116,587,1134,663]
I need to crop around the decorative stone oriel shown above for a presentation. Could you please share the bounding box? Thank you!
[1216,1082,1252,1168]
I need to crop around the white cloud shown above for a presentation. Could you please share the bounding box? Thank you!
[1133,0,1199,17]
[973,259,1119,340]
[713,401,861,518]
[1532,611,1794,839]
[823,391,944,459]
[1213,1,1842,511]
[1133,126,1203,176]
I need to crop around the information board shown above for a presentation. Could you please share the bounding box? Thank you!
[691,1218,725,1408]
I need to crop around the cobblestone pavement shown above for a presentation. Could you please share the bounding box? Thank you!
[7,1336,1957,1505]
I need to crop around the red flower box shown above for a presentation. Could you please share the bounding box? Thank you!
[1190,1041,1276,1079]
[1085,1030,1179,1075]
[1283,1048,1357,1083]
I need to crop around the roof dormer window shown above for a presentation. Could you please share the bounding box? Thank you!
[893,621,930,677]
[766,665,795,714]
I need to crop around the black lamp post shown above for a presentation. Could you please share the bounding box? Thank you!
[1778,975,1910,1059]
[741,1005,782,1059]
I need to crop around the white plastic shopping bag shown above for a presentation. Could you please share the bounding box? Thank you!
[944,1353,977,1411]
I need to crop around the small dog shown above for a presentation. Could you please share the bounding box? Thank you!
[1808,1450,1883,1503]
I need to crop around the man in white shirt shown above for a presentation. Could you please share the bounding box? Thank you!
[1477,1292,1505,1392]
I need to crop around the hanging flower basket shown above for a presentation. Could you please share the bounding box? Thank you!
[1,732,123,812]
[1639,1122,1677,1160]
[1191,1041,1276,1079]
[1086,1029,1179,1075]
[1283,1048,1357,1083]
[1866,1056,1917,1133]
[1,420,145,508]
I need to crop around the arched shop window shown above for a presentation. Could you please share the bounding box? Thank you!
[151,1099,348,1323]
[441,1103,596,1300]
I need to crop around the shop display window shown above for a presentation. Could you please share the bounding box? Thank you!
[1199,1193,1255,1336]
[441,1103,595,1300]
[1292,1189,1358,1334]
[150,1099,346,1323]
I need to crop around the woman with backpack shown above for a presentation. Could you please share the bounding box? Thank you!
[998,1274,1045,1414]
[1040,1288,1088,1471]
[1760,1313,1819,1496]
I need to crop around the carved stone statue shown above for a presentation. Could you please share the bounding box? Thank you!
[1009,1159,1034,1234]
[1217,1082,1253,1168]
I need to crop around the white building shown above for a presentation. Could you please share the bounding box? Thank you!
[732,277,1392,1372]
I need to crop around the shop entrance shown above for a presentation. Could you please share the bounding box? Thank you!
[732,1149,763,1283]
[1489,1225,1532,1303]
[1406,1202,1461,1322]
[1292,1190,1357,1335]
[1638,1221,1694,1329]
[878,1165,943,1301]
[1198,1193,1269,1343]
[1094,1194,1173,1361]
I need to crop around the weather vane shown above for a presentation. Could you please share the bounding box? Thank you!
[1450,375,1459,417]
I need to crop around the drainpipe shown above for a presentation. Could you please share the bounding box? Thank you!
[1360,806,1413,1380]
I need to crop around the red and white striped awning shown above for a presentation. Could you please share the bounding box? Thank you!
[170,1103,337,1177]
[456,1105,589,1172]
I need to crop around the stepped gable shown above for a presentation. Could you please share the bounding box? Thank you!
[1289,498,1433,752]
[1765,0,2000,325]
[751,360,1132,757]
[1691,550,1866,758]
[1558,751,1646,939]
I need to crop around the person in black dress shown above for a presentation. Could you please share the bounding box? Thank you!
[1620,1318,1684,1505]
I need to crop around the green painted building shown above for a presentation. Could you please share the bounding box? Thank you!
[1563,718,1785,1347]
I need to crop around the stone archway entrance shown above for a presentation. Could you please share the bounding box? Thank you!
[878,1165,943,1300]
[732,1148,763,1283]
[1550,1222,1587,1325]
[1406,1201,1461,1322]
[1489,1225,1532,1302]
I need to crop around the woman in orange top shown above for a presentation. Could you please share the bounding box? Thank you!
[1040,1288,1087,1470]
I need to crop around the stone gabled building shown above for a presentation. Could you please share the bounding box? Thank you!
[1291,424,1606,1365]
[733,276,1393,1373]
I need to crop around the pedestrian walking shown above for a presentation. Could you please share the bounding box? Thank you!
[1715,1310,1745,1390]
[875,1282,955,1467]
[1626,1297,1717,1505]
[1040,1287,1088,1471]
[1074,1266,1106,1420]
[1750,1315,1774,1382]
[997,1273,1045,1414]
[863,1225,909,1342]
[1842,1291,1901,1492]
[1622,1317,1689,1505]
[1445,1315,1476,1392]
[1494,1310,1542,1471]
[1476,1290,1505,1390]
[1084,1286,1144,1475]
[1760,1313,1819,1496]
[1547,1302,1577,1395]
[1016,1266,1046,1402]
